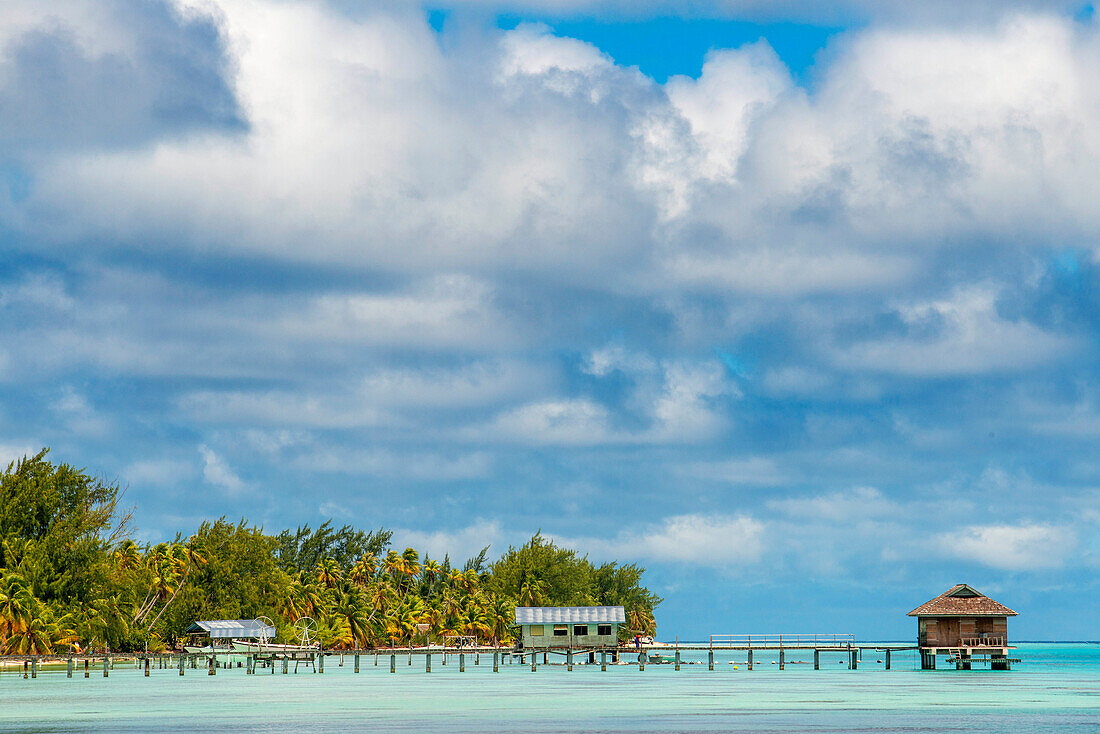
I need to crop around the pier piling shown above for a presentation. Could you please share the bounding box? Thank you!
[708,650,714,670]
[354,653,360,673]
[460,653,465,672]
[84,659,89,678]
[493,651,499,672]
[638,652,645,671]
[601,651,607,671]
[748,649,753,671]
[885,650,891,670]
[814,650,820,670]
[567,650,573,671]
[67,658,73,678]
[390,653,396,673]
[179,656,185,676]
[425,653,431,673]
[31,658,37,678]
[318,653,324,674]
[675,651,680,671]
[144,657,150,677]
[779,649,785,670]
[103,658,108,677]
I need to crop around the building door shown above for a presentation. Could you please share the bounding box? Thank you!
[937,619,960,647]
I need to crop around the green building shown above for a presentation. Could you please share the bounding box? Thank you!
[515,606,625,650]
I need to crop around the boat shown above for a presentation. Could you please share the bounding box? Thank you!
[230,639,319,654]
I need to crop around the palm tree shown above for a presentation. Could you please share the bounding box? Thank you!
[519,578,546,607]
[316,558,343,589]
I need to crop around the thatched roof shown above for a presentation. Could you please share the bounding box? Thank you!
[908,584,1017,617]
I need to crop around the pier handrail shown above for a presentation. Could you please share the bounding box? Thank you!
[708,633,855,647]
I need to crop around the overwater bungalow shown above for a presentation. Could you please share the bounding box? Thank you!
[515,606,625,651]
[909,583,1017,669]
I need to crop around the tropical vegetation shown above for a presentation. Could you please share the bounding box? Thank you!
[0,449,660,654]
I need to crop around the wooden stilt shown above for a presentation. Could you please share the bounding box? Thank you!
[708,650,714,670]
[748,649,753,671]
[601,651,607,671]
[67,658,74,678]
[814,650,820,670]
[779,649,785,670]
[675,650,680,671]
[354,653,360,673]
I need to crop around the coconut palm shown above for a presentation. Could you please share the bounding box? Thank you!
[316,558,343,589]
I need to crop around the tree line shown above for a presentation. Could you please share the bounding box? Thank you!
[0,449,660,654]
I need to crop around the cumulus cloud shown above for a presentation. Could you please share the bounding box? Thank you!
[199,444,247,494]
[392,519,505,563]
[832,285,1076,375]
[558,514,766,566]
[940,522,1077,570]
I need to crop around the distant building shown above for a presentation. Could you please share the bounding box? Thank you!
[515,606,625,650]
[183,619,275,652]
[908,584,1017,669]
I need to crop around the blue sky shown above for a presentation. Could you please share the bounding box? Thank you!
[1,0,1099,640]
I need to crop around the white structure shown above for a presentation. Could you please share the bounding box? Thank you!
[515,606,625,649]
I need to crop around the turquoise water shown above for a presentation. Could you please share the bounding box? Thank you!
[1,644,1096,733]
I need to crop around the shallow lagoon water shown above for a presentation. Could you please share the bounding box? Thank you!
[2,644,1096,733]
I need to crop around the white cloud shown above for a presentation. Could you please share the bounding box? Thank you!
[392,519,505,563]
[768,486,897,520]
[832,285,1075,375]
[940,522,1077,570]
[558,513,766,567]
[199,444,247,494]
[683,456,788,486]
[123,458,194,487]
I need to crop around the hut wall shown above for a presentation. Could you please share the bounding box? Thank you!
[521,623,618,649]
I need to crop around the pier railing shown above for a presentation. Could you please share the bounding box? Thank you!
[708,633,855,648]
[959,636,1006,648]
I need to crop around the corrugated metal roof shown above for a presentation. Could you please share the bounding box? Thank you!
[515,606,626,624]
[184,619,277,639]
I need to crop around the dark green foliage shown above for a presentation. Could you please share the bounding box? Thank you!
[0,449,124,607]
[0,449,661,652]
[275,521,391,575]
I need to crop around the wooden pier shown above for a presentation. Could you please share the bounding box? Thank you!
[0,634,932,680]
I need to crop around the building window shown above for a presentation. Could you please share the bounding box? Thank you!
[597,624,612,636]
[553,625,568,636]
[529,625,544,636]
[573,625,588,636]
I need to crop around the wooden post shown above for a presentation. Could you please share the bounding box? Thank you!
[179,655,185,676]
[103,658,109,677]
[638,652,645,671]
[885,650,891,670]
[531,653,536,672]
[390,653,396,673]
[543,652,548,665]
[459,653,465,672]
[144,657,150,677]
[425,652,431,673]
[779,649,785,670]
[476,650,479,666]
[282,656,289,674]
[708,650,714,671]
[601,650,607,671]
[748,649,753,671]
[567,649,573,671]
[675,650,680,671]
[814,650,820,670]
[354,653,360,673]
[208,656,216,675]
[851,650,858,670]
[31,658,37,678]
[318,653,324,674]
[493,651,499,672]
[23,660,28,679]
[67,658,74,678]
[84,659,90,678]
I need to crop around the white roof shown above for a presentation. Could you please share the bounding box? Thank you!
[515,606,626,624]
[186,619,276,639]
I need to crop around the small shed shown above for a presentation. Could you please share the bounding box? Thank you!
[515,606,625,650]
[908,584,1016,669]
[184,619,275,646]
